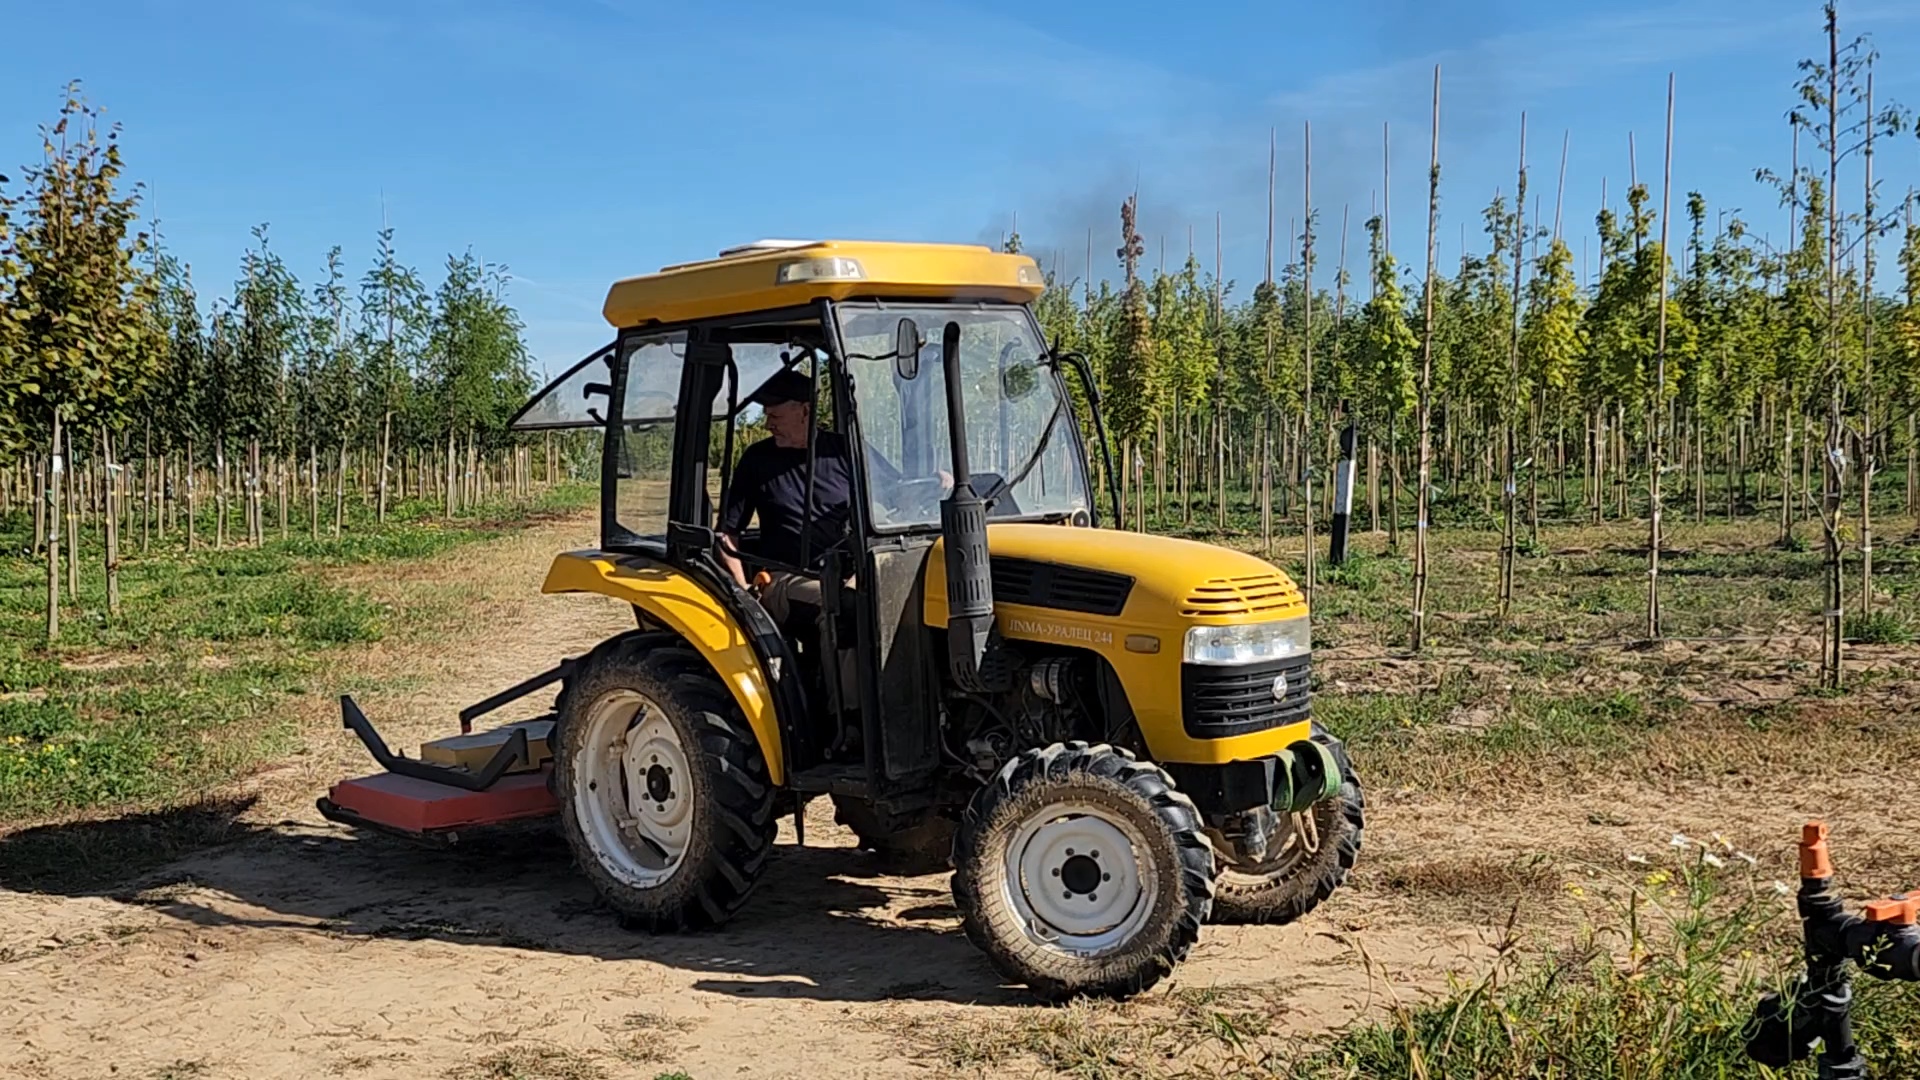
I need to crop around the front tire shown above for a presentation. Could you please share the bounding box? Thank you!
[951,742,1214,1001]
[554,634,777,931]
[1209,725,1363,925]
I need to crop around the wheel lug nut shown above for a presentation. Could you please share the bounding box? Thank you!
[1089,893,1097,902]
[1091,850,1100,859]
[1063,891,1072,900]
[1051,868,1060,877]
[1065,848,1075,856]
[1103,873,1111,882]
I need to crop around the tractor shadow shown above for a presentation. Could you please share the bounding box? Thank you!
[0,799,1018,1006]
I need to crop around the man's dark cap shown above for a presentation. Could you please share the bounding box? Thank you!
[749,368,814,407]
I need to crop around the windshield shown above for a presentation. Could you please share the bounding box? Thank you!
[837,303,1090,529]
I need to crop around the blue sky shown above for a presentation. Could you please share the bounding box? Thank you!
[7,0,1920,381]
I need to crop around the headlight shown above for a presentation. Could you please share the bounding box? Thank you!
[1182,617,1311,665]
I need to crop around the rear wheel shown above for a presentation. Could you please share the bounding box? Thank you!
[554,635,776,931]
[951,742,1213,1001]
[1209,726,1363,925]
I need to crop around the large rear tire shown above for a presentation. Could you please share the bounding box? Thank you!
[554,634,777,931]
[1209,725,1363,925]
[950,742,1214,1001]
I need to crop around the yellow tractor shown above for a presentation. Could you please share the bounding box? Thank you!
[320,239,1363,1000]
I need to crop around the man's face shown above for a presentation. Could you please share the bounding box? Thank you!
[765,400,810,448]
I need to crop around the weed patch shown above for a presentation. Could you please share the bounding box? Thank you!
[1292,846,1920,1079]
[1846,609,1913,645]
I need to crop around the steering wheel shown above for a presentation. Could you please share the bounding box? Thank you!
[886,476,949,518]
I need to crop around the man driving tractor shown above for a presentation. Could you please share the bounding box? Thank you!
[716,366,948,720]
[717,368,854,620]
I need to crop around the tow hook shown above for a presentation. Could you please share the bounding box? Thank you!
[1269,738,1342,815]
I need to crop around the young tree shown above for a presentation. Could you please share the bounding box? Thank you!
[305,246,352,536]
[1520,236,1583,536]
[1413,66,1441,653]
[230,224,302,546]
[1358,216,1418,550]
[426,250,533,516]
[358,226,429,522]
[1649,76,1677,639]
[1500,117,1530,622]
[1774,3,1905,687]
[151,252,205,549]
[1163,250,1211,526]
[5,84,158,629]
[1107,194,1158,533]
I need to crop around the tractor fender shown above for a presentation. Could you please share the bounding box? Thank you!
[540,550,786,783]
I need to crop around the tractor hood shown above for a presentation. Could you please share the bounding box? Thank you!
[921,523,1307,632]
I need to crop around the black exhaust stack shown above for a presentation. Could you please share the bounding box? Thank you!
[938,321,994,693]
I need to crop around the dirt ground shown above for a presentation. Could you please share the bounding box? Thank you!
[2,512,1913,1079]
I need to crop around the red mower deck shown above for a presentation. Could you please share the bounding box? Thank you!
[320,768,559,838]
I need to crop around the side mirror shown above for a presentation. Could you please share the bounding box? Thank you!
[895,318,921,380]
[1002,362,1037,401]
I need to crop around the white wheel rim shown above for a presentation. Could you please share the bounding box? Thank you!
[1001,801,1157,957]
[572,689,691,889]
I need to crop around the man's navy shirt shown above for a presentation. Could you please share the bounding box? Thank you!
[719,430,897,570]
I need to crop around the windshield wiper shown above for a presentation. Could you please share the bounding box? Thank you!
[983,397,1065,508]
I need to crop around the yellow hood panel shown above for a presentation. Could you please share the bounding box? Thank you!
[921,523,1307,627]
[921,524,1311,765]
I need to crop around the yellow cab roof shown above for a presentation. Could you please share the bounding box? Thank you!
[601,239,1046,328]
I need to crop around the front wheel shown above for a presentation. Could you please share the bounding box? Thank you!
[1209,725,1364,925]
[950,742,1214,1001]
[553,634,777,931]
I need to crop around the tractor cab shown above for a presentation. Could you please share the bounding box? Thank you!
[508,242,1103,794]
[320,238,1363,1003]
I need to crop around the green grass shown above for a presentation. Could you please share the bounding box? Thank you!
[0,482,594,823]
[1846,609,1914,644]
[1292,848,1920,1079]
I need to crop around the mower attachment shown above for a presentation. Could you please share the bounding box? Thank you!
[318,676,571,841]
[317,771,557,840]
[338,694,534,791]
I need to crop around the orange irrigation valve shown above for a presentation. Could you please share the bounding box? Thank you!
[1864,897,1920,927]
[1799,821,1833,880]
[1748,821,1920,1077]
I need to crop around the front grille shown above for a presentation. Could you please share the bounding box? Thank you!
[1181,656,1312,739]
[1182,573,1302,617]
[991,557,1133,616]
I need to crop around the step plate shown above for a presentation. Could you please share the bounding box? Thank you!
[325,768,559,835]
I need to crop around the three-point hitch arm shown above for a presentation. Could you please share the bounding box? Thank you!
[1744,822,1920,1079]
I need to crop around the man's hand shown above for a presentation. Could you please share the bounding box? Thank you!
[937,469,954,493]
